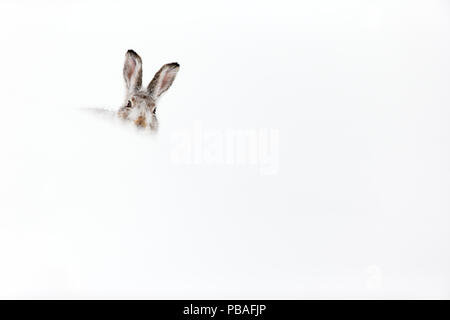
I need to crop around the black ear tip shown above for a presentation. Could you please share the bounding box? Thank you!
[126,49,139,56]
[168,62,180,69]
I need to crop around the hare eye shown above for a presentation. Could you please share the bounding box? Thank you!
[126,100,132,108]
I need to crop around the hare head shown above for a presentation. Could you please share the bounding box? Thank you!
[118,50,179,130]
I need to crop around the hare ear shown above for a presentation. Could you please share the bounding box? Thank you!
[123,50,143,92]
[147,62,179,100]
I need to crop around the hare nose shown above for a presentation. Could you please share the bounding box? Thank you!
[134,115,147,128]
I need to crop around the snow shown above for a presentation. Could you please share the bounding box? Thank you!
[0,0,449,299]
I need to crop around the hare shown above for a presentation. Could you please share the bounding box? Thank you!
[118,50,179,131]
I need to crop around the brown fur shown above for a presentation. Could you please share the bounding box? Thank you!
[134,115,147,128]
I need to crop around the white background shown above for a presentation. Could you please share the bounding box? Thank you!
[0,0,449,299]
